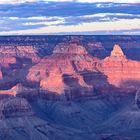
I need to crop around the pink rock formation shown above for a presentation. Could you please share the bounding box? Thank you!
[0,83,37,97]
[102,44,140,88]
[0,57,17,68]
[0,67,3,80]
[27,43,140,97]
[104,44,126,61]
[111,44,126,57]
[27,43,94,97]
[54,43,88,55]
[1,43,140,98]
[0,46,40,63]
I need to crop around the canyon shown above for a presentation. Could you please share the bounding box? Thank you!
[0,36,140,140]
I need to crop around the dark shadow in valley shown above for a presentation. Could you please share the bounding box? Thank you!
[63,74,94,100]
[80,70,113,94]
[0,57,38,90]
[121,79,140,90]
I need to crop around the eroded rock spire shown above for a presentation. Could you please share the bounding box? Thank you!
[111,44,125,57]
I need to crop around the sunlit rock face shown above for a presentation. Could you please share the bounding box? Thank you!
[27,43,140,97]
[0,83,25,96]
[27,43,95,98]
[111,44,126,58]
[0,46,40,63]
[0,84,38,101]
[0,46,36,57]
[40,73,68,94]
[1,43,140,99]
[0,67,3,80]
[0,57,16,67]
[53,43,88,55]
[104,44,127,62]
[102,44,140,88]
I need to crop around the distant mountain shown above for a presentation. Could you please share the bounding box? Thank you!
[0,35,140,60]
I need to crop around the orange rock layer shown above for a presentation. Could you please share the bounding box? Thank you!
[1,43,140,98]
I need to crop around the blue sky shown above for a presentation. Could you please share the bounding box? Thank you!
[0,0,140,35]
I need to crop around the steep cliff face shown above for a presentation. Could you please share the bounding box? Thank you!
[0,46,40,63]
[102,44,140,88]
[0,36,140,140]
[54,43,88,55]
[0,67,3,80]
[110,44,126,58]
[26,43,140,98]
[1,43,140,99]
[27,43,95,98]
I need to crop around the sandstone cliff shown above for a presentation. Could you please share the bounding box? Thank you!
[102,44,140,88]
[27,43,95,99]
[0,46,40,64]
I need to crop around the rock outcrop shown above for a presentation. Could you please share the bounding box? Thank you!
[104,44,126,61]
[0,98,33,119]
[27,43,140,98]
[53,43,88,55]
[0,97,90,140]
[0,67,3,80]
[1,43,140,99]
[135,89,140,108]
[102,44,140,87]
[1,36,140,140]
[0,84,38,102]
[27,43,95,99]
[0,46,40,63]
[111,44,125,57]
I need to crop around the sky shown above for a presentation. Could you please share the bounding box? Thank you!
[0,0,140,35]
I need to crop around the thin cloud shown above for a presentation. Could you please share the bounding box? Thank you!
[0,18,139,35]
[0,1,139,34]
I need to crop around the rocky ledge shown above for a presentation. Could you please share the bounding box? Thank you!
[0,98,33,119]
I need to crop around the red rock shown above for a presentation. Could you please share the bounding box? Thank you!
[0,83,37,97]
[102,44,140,88]
[1,43,140,98]
[0,46,40,63]
[53,43,88,55]
[111,44,125,57]
[27,43,94,98]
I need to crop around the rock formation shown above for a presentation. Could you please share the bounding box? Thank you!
[27,43,95,99]
[111,44,126,57]
[0,43,140,98]
[0,97,33,119]
[0,46,40,63]
[0,97,90,140]
[102,44,140,87]
[53,43,88,55]
[135,89,140,108]
[0,36,140,140]
[0,67,3,80]
[0,83,38,99]
[104,44,126,61]
[26,43,140,98]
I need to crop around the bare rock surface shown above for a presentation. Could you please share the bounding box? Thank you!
[102,44,140,87]
[0,97,96,140]
[27,43,95,98]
